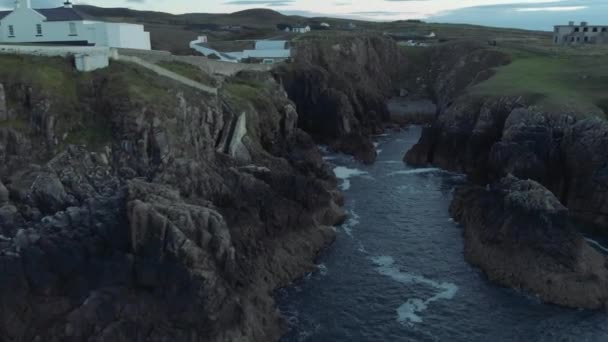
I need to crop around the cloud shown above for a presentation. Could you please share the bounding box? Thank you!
[0,0,60,8]
[516,5,587,11]
[223,0,294,6]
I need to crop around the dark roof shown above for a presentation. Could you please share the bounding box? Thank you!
[35,7,96,22]
[0,7,95,21]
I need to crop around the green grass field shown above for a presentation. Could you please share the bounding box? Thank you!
[470,44,608,117]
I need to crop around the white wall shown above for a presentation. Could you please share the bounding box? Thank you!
[118,24,150,50]
[0,8,150,50]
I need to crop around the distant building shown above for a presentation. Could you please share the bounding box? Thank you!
[190,38,290,64]
[292,25,311,34]
[320,22,331,28]
[276,23,292,32]
[0,0,151,50]
[554,21,608,45]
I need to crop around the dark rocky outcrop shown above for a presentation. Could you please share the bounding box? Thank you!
[406,97,608,231]
[403,40,608,305]
[275,34,409,163]
[276,38,510,164]
[451,176,608,309]
[0,59,344,341]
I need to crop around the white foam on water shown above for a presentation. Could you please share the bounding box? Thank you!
[377,149,383,155]
[317,263,328,276]
[371,255,458,325]
[388,168,442,177]
[373,142,380,148]
[357,242,368,254]
[322,156,337,161]
[585,238,608,253]
[342,209,361,237]
[333,166,368,191]
[379,161,403,164]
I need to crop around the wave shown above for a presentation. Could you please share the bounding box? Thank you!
[317,263,328,276]
[342,209,361,237]
[371,255,458,324]
[388,168,442,177]
[333,166,368,191]
[585,237,608,254]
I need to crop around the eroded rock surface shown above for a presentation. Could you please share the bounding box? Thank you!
[451,176,608,309]
[0,61,344,341]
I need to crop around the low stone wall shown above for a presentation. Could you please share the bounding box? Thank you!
[0,45,110,57]
[0,45,112,71]
[116,48,272,76]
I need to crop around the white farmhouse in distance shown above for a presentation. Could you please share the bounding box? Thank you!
[292,25,311,34]
[0,0,151,50]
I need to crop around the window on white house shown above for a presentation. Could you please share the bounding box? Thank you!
[69,22,77,36]
[36,24,42,36]
[8,25,14,37]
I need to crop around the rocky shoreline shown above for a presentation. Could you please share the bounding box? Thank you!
[2,34,608,341]
[401,41,608,308]
[0,59,345,341]
[451,176,608,309]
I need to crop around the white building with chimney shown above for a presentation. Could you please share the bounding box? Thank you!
[0,0,151,50]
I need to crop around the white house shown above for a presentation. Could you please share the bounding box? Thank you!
[292,25,311,34]
[0,0,151,50]
[190,37,290,64]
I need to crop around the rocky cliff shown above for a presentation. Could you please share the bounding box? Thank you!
[403,41,608,307]
[406,95,608,230]
[451,176,608,309]
[0,56,344,341]
[274,34,411,163]
[403,40,608,230]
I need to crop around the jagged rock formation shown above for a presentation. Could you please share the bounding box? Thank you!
[275,34,410,163]
[451,176,608,309]
[0,58,344,341]
[275,38,510,164]
[406,97,608,230]
[403,40,608,307]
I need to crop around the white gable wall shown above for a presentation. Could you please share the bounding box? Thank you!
[100,23,150,50]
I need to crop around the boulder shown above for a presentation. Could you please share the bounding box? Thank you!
[451,175,608,309]
[31,172,68,215]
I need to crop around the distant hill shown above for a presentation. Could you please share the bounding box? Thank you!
[74,5,309,54]
[74,5,550,55]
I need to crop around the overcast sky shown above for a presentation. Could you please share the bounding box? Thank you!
[4,0,605,31]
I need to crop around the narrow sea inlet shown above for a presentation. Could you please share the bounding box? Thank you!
[277,126,608,342]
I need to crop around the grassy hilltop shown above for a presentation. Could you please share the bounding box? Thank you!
[56,6,608,116]
[470,43,608,116]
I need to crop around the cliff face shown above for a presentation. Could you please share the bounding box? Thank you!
[402,41,608,306]
[451,176,608,309]
[406,95,608,230]
[275,38,510,164]
[0,57,344,341]
[275,34,410,163]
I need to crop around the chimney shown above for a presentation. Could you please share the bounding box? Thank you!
[569,21,574,26]
[64,1,73,8]
[581,21,588,27]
